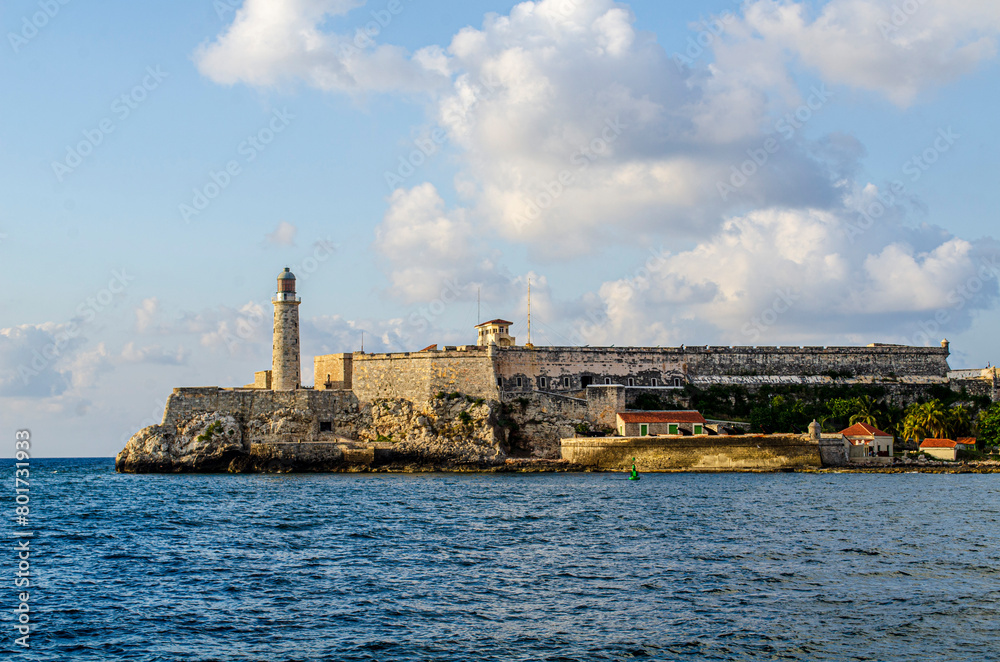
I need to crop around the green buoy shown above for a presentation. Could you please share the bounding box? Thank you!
[628,457,641,481]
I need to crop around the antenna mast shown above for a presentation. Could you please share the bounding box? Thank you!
[527,278,532,347]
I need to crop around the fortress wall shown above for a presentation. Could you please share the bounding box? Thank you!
[161,388,357,433]
[352,349,498,405]
[493,345,949,394]
[561,434,822,471]
[314,353,352,390]
[680,345,950,378]
[495,347,685,393]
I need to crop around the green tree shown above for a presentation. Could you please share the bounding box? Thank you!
[902,400,949,443]
[977,403,1000,449]
[849,395,884,428]
[946,405,972,439]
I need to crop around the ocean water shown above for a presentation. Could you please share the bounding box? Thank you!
[7,458,1000,661]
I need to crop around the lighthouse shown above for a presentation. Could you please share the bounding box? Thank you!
[271,267,301,390]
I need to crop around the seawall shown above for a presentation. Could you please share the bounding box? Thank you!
[561,434,823,471]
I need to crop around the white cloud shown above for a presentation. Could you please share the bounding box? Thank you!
[374,183,508,302]
[194,0,446,94]
[0,323,87,397]
[265,220,298,246]
[120,343,190,366]
[576,205,1000,347]
[722,0,1000,107]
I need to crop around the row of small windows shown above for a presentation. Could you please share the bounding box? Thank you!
[500,376,683,388]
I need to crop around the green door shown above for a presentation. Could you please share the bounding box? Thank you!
[668,423,678,435]
[640,424,648,436]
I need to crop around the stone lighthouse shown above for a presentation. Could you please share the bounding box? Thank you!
[271,267,301,390]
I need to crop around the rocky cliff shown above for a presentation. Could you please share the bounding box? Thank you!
[116,390,510,473]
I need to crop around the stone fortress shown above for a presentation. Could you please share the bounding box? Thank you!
[115,269,999,472]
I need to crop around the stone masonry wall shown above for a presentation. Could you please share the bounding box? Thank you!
[351,348,498,405]
[314,353,352,390]
[561,434,822,471]
[493,345,950,396]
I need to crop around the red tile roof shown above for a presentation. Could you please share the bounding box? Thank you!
[840,422,893,437]
[618,411,707,424]
[419,344,438,352]
[920,438,957,449]
[475,319,512,328]
[957,437,977,445]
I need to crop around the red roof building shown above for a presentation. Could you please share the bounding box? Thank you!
[920,438,960,460]
[616,411,707,437]
[840,422,894,458]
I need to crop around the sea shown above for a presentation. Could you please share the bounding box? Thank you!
[6,458,999,661]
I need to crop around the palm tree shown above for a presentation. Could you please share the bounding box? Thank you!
[849,395,884,428]
[903,400,949,443]
[947,405,971,439]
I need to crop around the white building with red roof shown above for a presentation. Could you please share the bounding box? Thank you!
[919,438,960,461]
[840,422,894,459]
[616,411,707,437]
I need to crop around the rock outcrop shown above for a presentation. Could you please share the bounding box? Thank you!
[115,393,509,473]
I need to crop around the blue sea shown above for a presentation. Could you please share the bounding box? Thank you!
[6,459,1000,661]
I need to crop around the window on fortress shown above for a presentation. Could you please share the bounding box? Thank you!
[319,422,332,432]
[539,377,547,389]
[627,378,635,387]
[581,376,593,387]
[563,377,570,387]
[516,377,523,387]
[496,377,502,387]
[605,378,612,385]
[673,377,683,387]
[651,378,658,386]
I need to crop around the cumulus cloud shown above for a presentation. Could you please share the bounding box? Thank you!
[575,206,1000,347]
[194,0,447,94]
[722,0,1000,107]
[193,0,1000,345]
[374,183,509,302]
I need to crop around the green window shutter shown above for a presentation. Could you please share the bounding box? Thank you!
[669,424,678,435]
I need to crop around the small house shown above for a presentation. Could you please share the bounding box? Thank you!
[919,438,959,461]
[957,437,977,451]
[617,411,707,437]
[841,422,894,459]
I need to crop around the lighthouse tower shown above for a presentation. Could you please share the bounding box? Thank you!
[271,267,301,390]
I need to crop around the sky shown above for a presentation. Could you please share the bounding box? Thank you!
[1,0,998,457]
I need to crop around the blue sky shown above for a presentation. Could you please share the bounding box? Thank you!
[2,0,998,457]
